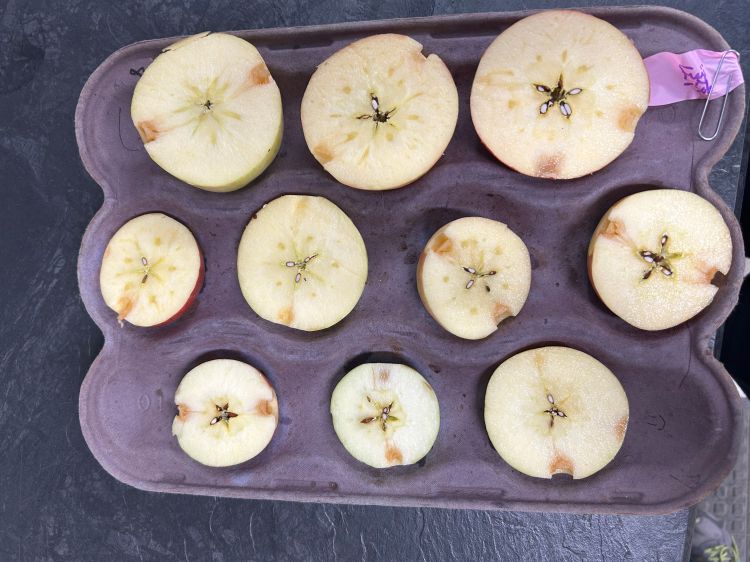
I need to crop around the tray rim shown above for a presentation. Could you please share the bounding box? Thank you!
[76,5,746,514]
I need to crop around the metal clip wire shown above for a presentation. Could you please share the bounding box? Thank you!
[698,49,740,141]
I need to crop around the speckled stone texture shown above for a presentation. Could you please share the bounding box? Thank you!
[1,1,747,560]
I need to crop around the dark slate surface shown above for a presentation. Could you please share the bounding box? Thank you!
[0,1,747,560]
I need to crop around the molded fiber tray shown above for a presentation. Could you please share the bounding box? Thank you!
[76,6,746,514]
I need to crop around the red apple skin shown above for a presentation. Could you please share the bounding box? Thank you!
[152,247,205,328]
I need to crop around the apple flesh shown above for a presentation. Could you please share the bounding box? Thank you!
[172,359,278,467]
[237,195,368,331]
[588,189,732,330]
[417,217,531,340]
[131,32,283,192]
[301,33,458,190]
[99,213,203,327]
[330,363,440,468]
[485,346,629,479]
[470,10,649,179]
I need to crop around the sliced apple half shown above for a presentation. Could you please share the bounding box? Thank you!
[131,32,283,192]
[330,363,440,468]
[470,10,649,179]
[172,359,278,467]
[417,217,531,340]
[485,346,629,479]
[237,195,368,331]
[301,33,458,190]
[588,189,732,331]
[99,213,203,327]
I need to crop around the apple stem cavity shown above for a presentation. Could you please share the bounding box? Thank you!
[210,403,239,426]
[462,265,497,289]
[533,74,583,119]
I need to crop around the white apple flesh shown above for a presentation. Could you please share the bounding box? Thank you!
[99,213,203,327]
[485,346,629,479]
[417,217,531,340]
[131,32,283,192]
[471,10,649,179]
[172,359,278,467]
[330,363,440,468]
[237,195,368,331]
[589,189,732,330]
[301,33,458,190]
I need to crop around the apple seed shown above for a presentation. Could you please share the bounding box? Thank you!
[543,393,567,427]
[356,94,396,127]
[462,265,497,290]
[639,233,678,280]
[360,398,398,432]
[533,75,583,119]
[140,256,150,284]
[284,253,319,283]
[210,403,239,426]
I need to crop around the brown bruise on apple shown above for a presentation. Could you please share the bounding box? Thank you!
[248,63,271,86]
[136,119,161,143]
[177,404,190,422]
[385,441,404,465]
[313,143,334,164]
[549,452,575,476]
[431,233,454,256]
[492,302,511,323]
[534,153,563,179]
[614,415,628,442]
[115,296,135,323]
[255,398,277,419]
[277,307,294,325]
[617,105,641,133]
